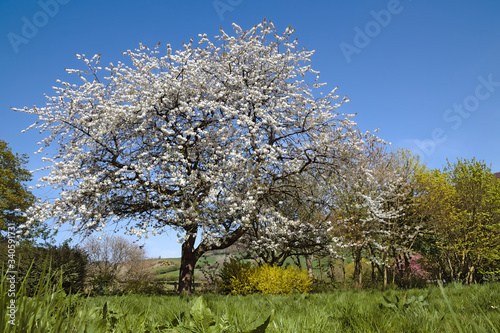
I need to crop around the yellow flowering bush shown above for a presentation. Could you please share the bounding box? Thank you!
[222,262,312,295]
[218,257,254,294]
[229,272,257,295]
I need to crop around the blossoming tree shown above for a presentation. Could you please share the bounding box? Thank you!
[241,172,337,268]
[15,20,364,293]
[333,143,424,287]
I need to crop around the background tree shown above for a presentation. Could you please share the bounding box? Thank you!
[15,20,366,293]
[413,165,457,281]
[414,158,500,283]
[0,139,52,244]
[366,149,424,289]
[242,173,336,274]
[331,130,389,285]
[83,234,149,292]
[444,158,500,283]
[331,143,424,288]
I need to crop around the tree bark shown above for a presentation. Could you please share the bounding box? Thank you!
[292,255,302,268]
[178,232,200,295]
[306,254,314,279]
[318,257,323,281]
[382,250,388,290]
[371,261,376,283]
[448,257,455,282]
[328,257,335,282]
[466,265,475,284]
[368,244,376,283]
[352,247,363,283]
[177,224,248,294]
[342,257,346,282]
[403,251,411,288]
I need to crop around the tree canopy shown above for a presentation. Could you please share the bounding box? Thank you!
[0,140,38,243]
[415,158,500,283]
[15,20,373,293]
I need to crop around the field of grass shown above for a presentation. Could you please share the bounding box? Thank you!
[2,264,500,333]
[79,284,500,332]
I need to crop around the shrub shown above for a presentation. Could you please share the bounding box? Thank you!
[250,264,312,295]
[198,256,223,292]
[89,271,115,294]
[311,278,338,293]
[0,242,87,296]
[219,258,312,295]
[391,254,432,288]
[218,256,254,294]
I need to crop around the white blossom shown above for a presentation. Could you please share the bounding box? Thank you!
[14,19,369,291]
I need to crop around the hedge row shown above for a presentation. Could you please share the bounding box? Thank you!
[0,243,87,296]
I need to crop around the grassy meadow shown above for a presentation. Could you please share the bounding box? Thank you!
[76,283,500,332]
[2,263,500,333]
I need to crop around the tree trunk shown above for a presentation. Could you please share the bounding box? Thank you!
[352,247,363,283]
[178,232,201,295]
[292,255,302,268]
[306,254,314,279]
[383,264,388,290]
[342,257,346,282]
[177,224,248,294]
[466,265,475,284]
[371,261,376,283]
[391,248,397,285]
[368,244,376,283]
[403,251,411,288]
[318,257,323,281]
[328,257,335,282]
[382,250,388,290]
[447,257,455,282]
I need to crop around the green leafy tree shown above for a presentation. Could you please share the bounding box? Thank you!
[0,140,47,243]
[415,158,500,283]
[444,158,500,282]
[412,166,454,280]
[0,243,88,296]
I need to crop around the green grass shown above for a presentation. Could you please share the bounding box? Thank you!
[3,263,500,333]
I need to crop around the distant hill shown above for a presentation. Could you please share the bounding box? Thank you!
[202,243,246,257]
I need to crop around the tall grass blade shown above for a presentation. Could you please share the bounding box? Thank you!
[438,281,464,333]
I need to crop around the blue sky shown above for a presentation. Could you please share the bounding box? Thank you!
[1,0,500,258]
